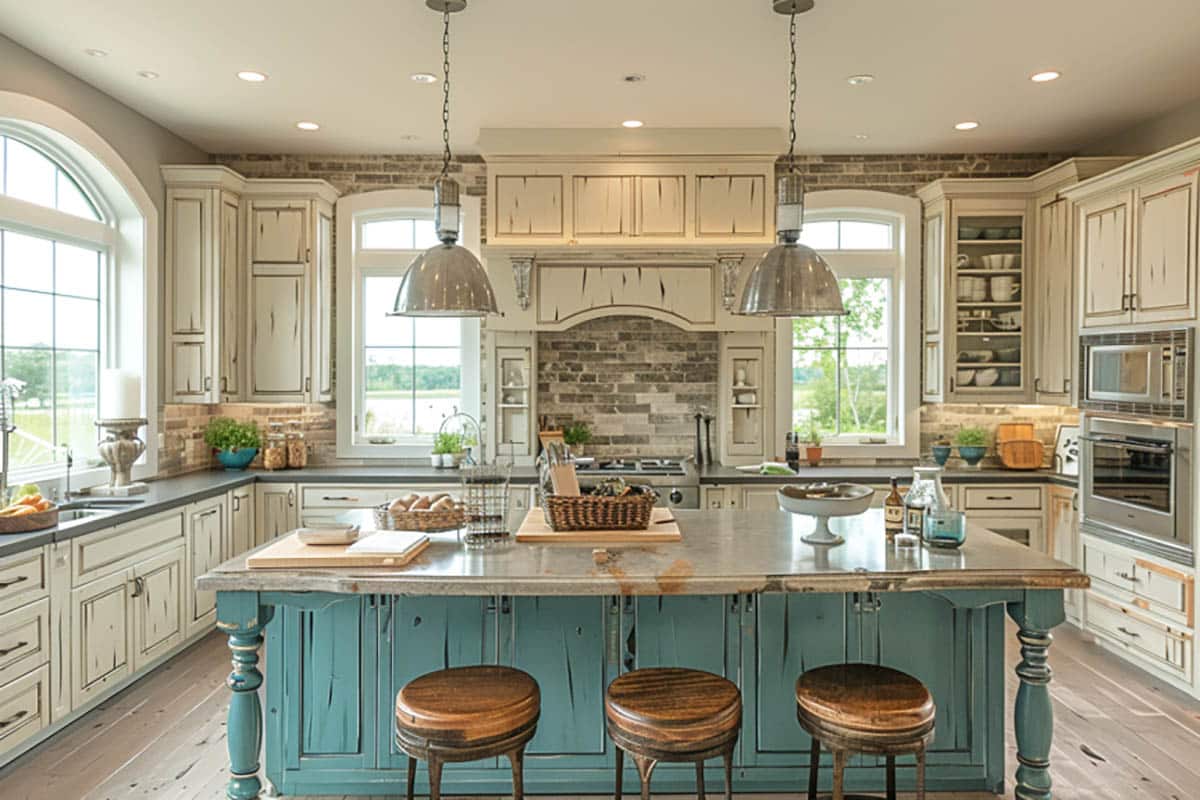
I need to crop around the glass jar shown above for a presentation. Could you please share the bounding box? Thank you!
[902,466,950,540]
[263,422,287,470]
[923,508,967,548]
[285,420,307,469]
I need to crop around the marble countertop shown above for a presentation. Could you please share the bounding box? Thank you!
[197,508,1088,596]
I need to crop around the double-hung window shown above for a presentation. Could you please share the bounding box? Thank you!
[0,134,108,473]
[778,192,920,457]
[336,191,481,458]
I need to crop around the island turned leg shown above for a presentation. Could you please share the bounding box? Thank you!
[1007,591,1064,800]
[217,591,275,800]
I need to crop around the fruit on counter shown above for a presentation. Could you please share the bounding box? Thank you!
[0,491,53,516]
[388,493,457,513]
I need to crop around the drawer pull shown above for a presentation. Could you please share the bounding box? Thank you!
[1117,626,1141,639]
[0,640,29,657]
[0,709,28,728]
[1116,571,1140,583]
[985,496,1014,501]
[0,575,29,589]
[321,496,359,502]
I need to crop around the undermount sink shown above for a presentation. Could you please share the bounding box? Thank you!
[59,499,144,510]
[57,508,112,522]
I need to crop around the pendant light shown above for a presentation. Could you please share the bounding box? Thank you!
[737,0,846,318]
[391,0,498,317]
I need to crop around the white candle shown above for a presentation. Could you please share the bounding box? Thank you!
[100,369,141,419]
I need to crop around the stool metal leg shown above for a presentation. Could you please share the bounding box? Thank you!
[633,753,657,800]
[915,749,927,800]
[807,737,820,800]
[615,746,624,800]
[886,754,896,800]
[427,757,443,800]
[722,748,733,800]
[695,760,706,800]
[508,747,525,800]
[831,749,846,800]
[406,756,416,800]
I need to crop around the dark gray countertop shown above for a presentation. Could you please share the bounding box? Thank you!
[698,464,1078,487]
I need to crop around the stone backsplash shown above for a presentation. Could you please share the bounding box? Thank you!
[536,317,718,458]
[158,403,336,477]
[919,403,1080,468]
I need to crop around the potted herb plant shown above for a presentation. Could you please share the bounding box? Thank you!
[432,431,463,468]
[563,422,592,457]
[204,418,261,471]
[931,437,953,466]
[954,427,989,467]
[804,423,824,467]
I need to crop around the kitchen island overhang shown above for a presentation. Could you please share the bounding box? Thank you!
[201,509,1087,800]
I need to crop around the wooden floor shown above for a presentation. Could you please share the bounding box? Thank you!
[0,622,1197,800]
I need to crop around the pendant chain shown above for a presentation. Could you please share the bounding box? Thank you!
[440,5,452,178]
[787,10,797,173]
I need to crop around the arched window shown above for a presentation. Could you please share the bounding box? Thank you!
[778,191,921,457]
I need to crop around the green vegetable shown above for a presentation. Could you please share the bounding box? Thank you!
[563,422,592,447]
[14,483,39,498]
[760,464,794,475]
[432,431,464,455]
[203,418,261,451]
[954,426,989,447]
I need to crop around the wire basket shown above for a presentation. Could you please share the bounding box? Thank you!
[459,463,512,549]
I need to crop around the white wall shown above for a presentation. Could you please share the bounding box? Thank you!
[1082,94,1200,156]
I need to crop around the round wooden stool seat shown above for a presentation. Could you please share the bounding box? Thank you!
[396,665,540,748]
[606,667,741,753]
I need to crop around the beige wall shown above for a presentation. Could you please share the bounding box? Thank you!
[1082,94,1200,156]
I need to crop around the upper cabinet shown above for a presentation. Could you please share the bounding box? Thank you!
[1064,140,1200,331]
[162,166,338,405]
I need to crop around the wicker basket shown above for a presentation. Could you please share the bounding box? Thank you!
[375,502,466,533]
[543,492,657,531]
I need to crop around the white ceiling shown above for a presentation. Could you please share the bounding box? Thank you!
[2,0,1199,155]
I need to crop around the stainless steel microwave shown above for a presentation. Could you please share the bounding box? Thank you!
[1079,328,1192,421]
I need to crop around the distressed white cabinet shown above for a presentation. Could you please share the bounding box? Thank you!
[485,332,536,464]
[921,209,946,403]
[635,175,685,236]
[573,175,628,236]
[249,263,307,399]
[70,567,131,708]
[962,484,1045,552]
[720,333,773,464]
[185,496,227,639]
[311,208,335,400]
[1132,171,1196,324]
[162,166,244,403]
[255,483,298,547]
[697,174,767,237]
[230,484,255,557]
[1079,194,1133,327]
[1047,485,1080,624]
[131,547,185,670]
[0,665,49,757]
[1033,196,1074,402]
[495,175,564,238]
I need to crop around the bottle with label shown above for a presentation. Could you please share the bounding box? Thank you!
[884,477,905,538]
[785,432,800,472]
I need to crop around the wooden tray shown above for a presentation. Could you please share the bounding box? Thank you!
[0,507,58,534]
[516,507,681,544]
[247,531,430,569]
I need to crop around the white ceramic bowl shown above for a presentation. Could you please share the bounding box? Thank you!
[956,369,976,386]
[980,253,1020,270]
[777,483,875,546]
[975,367,1000,387]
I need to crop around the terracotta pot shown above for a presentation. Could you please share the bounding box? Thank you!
[806,446,823,467]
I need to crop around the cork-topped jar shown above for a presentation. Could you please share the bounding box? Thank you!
[286,420,308,469]
[263,422,287,470]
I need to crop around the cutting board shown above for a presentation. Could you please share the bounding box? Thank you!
[247,531,430,569]
[515,507,682,544]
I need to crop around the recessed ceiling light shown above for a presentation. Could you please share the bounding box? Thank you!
[854,133,869,140]
[136,70,160,80]
[621,120,644,128]
[84,48,108,58]
[954,121,980,131]
[410,72,438,84]
[1030,70,1061,83]
[622,73,646,84]
[846,74,874,86]
[237,70,268,83]
[296,121,320,131]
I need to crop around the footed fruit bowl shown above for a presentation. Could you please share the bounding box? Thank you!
[777,483,875,546]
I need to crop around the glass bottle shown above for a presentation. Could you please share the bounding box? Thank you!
[285,420,307,469]
[263,422,287,471]
[785,432,800,472]
[902,466,950,541]
[884,477,905,539]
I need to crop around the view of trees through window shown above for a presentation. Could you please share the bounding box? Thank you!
[792,277,890,438]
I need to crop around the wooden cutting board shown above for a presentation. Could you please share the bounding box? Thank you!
[515,507,682,544]
[247,531,430,569]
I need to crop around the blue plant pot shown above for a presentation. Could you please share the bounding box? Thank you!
[957,445,987,467]
[215,447,258,471]
[931,445,952,466]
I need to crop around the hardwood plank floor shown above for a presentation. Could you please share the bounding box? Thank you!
[0,621,1196,799]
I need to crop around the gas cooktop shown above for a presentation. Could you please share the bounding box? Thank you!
[574,457,689,477]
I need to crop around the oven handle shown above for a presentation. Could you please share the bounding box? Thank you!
[1080,435,1174,455]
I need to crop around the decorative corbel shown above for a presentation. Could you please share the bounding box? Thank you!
[511,256,534,311]
[717,253,744,311]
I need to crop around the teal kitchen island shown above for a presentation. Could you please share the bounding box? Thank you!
[198,508,1087,799]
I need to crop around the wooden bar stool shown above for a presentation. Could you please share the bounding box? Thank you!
[795,663,935,800]
[605,667,742,800]
[395,665,540,800]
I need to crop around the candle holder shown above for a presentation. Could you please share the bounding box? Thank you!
[92,417,150,496]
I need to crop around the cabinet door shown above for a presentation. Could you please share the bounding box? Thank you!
[740,486,780,512]
[230,487,255,557]
[1133,172,1196,324]
[923,337,943,402]
[250,265,307,398]
[0,665,49,757]
[70,569,132,708]
[310,207,334,401]
[170,340,208,400]
[1035,197,1074,401]
[923,213,944,336]
[132,547,184,669]
[964,513,1045,552]
[573,175,628,236]
[1081,196,1131,327]
[494,176,563,237]
[1048,489,1080,622]
[167,190,207,336]
[186,500,226,638]
[255,484,297,546]
[696,175,767,237]
[219,192,242,398]
[634,176,685,236]
[633,595,732,678]
[251,203,307,263]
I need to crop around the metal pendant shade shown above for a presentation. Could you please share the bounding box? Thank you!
[390,0,498,317]
[737,0,845,318]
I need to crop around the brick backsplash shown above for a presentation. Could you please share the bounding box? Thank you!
[537,317,718,458]
[152,151,1071,476]
[919,404,1080,468]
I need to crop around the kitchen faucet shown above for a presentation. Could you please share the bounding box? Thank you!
[0,378,26,505]
[61,445,74,502]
